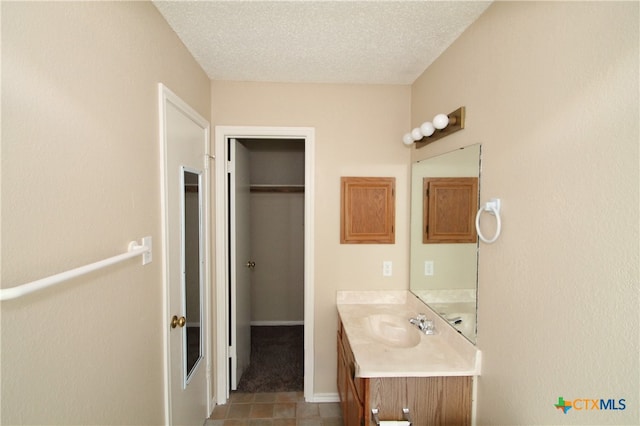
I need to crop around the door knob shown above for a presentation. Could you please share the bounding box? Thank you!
[246,260,256,269]
[171,315,186,329]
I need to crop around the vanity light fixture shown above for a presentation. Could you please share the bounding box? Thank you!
[402,106,466,148]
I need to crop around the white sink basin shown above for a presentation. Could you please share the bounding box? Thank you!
[365,314,420,348]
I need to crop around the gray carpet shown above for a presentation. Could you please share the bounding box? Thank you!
[236,325,304,392]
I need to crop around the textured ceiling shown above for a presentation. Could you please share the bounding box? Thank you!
[153,1,492,85]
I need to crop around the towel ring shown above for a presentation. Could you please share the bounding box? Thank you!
[475,198,501,244]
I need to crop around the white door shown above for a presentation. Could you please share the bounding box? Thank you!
[229,139,252,390]
[160,85,210,425]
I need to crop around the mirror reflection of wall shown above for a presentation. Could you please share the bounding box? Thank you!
[410,144,480,343]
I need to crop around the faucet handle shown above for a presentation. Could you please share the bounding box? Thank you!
[416,313,427,322]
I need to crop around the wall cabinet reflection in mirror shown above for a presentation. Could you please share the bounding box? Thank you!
[410,144,481,343]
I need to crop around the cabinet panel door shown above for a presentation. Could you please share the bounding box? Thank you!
[341,177,395,244]
[337,336,346,404]
[405,376,472,425]
[423,177,478,243]
[341,329,365,401]
[339,325,364,425]
[345,372,364,426]
[368,377,407,424]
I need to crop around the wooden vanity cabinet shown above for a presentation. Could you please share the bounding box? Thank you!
[338,320,473,426]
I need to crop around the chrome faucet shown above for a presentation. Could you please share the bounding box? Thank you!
[409,313,436,334]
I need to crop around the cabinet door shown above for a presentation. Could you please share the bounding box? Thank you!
[423,177,478,243]
[338,323,365,426]
[368,377,407,425]
[345,371,364,426]
[337,336,346,408]
[341,177,395,244]
[368,376,472,425]
[405,376,472,425]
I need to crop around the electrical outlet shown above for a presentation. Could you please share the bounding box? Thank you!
[383,261,392,277]
[424,260,434,276]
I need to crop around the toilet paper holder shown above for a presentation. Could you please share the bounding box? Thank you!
[371,407,412,425]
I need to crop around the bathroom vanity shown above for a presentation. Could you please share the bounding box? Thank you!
[337,291,481,426]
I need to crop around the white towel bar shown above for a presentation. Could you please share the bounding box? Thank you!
[0,236,152,301]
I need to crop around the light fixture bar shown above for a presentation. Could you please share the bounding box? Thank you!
[415,106,465,149]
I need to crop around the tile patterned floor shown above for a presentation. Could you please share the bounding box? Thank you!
[205,391,343,426]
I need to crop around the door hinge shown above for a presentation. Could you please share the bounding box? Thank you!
[226,160,233,173]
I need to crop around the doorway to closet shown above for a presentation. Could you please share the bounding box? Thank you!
[234,138,305,393]
[214,127,315,405]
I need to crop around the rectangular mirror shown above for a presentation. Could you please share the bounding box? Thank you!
[410,144,481,343]
[183,168,204,383]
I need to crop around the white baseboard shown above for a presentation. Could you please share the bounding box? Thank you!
[309,392,340,403]
[250,320,304,326]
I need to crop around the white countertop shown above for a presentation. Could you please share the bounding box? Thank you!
[337,290,481,378]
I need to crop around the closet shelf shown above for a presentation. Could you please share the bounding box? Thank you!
[250,185,305,193]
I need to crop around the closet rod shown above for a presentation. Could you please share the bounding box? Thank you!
[0,236,152,301]
[250,185,304,193]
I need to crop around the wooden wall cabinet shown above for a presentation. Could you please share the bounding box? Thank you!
[423,177,478,244]
[337,320,472,426]
[340,177,395,244]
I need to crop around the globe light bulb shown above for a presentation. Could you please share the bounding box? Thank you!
[402,133,414,146]
[420,122,435,137]
[411,128,422,141]
[432,113,449,130]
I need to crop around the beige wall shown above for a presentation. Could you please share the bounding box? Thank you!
[411,2,639,424]
[250,192,305,323]
[212,81,411,394]
[1,2,210,424]
[248,146,305,323]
